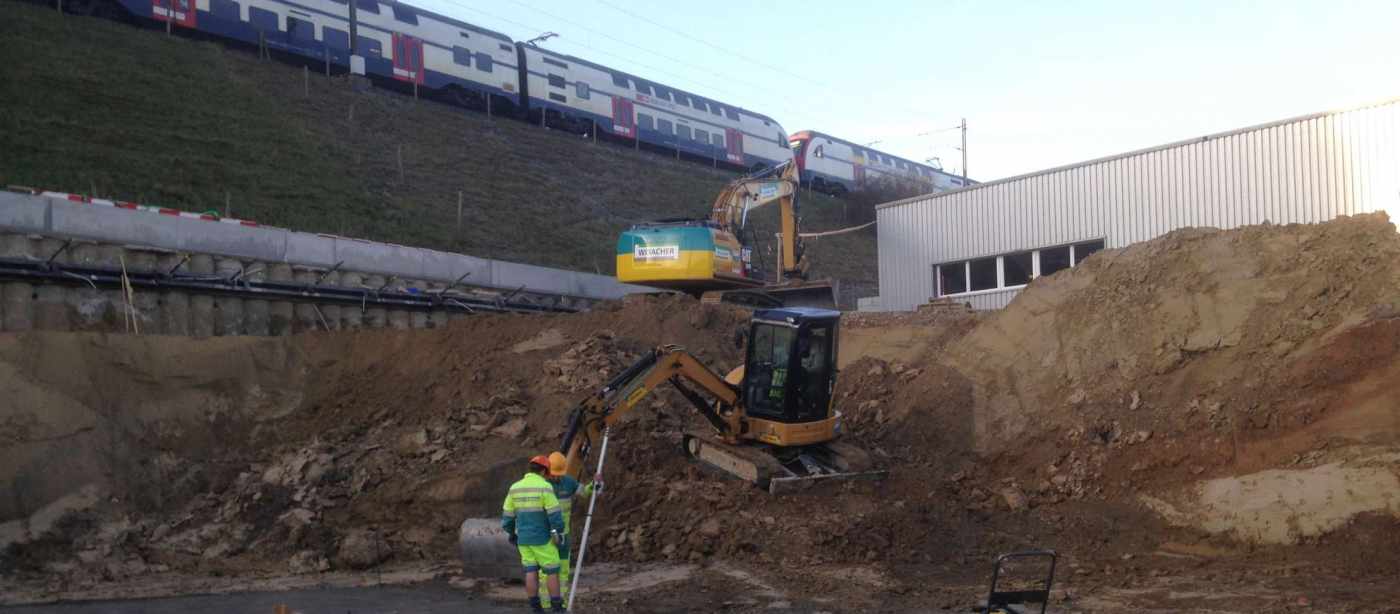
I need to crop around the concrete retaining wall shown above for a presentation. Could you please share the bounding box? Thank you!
[0,192,651,335]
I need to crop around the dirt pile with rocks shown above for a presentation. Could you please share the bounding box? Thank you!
[6,215,1400,611]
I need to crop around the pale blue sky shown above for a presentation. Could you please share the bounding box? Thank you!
[414,0,1400,180]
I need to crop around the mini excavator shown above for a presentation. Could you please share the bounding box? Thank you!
[557,306,882,493]
[459,307,885,575]
[615,161,838,308]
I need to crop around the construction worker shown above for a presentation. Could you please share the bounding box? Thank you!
[538,451,602,601]
[502,454,567,613]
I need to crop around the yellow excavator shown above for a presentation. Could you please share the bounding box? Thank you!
[459,307,884,575]
[615,161,838,308]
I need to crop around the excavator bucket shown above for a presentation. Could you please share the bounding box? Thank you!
[456,458,527,578]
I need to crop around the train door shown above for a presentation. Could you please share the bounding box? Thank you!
[612,97,636,137]
[391,33,424,84]
[152,0,196,28]
[725,128,744,164]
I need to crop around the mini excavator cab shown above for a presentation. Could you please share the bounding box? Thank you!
[743,307,839,430]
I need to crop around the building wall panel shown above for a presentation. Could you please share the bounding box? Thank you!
[875,99,1400,311]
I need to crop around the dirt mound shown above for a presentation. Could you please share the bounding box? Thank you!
[864,213,1400,545]
[8,217,1400,610]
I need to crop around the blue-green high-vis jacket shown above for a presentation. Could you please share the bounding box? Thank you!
[502,472,565,546]
[550,475,596,535]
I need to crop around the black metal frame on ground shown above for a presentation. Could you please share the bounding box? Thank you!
[982,550,1057,614]
[0,255,583,317]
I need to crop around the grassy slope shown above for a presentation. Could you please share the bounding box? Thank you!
[0,1,876,303]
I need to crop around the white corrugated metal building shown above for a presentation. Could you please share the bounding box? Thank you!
[871,98,1400,311]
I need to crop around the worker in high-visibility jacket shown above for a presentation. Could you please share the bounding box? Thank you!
[503,454,567,613]
[537,451,602,601]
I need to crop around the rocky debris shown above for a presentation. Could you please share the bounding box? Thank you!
[335,530,390,570]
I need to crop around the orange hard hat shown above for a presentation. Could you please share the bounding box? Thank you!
[548,452,568,477]
[529,454,551,470]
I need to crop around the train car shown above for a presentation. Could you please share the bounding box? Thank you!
[788,130,972,195]
[112,0,521,105]
[516,44,793,171]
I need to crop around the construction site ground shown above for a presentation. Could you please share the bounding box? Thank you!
[6,214,1400,612]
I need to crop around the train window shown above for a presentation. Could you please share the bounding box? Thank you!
[323,26,350,50]
[724,108,739,121]
[475,52,493,72]
[612,73,628,88]
[576,81,590,100]
[209,0,238,21]
[452,46,472,66]
[677,125,692,140]
[713,133,724,148]
[391,4,417,24]
[248,6,278,31]
[459,31,470,39]
[657,118,673,134]
[694,99,707,112]
[543,57,568,69]
[637,82,653,96]
[676,93,691,106]
[694,129,708,144]
[499,43,512,52]
[548,74,565,89]
[637,113,655,130]
[356,35,381,56]
[549,93,567,103]
[354,0,378,14]
[286,16,314,41]
[710,104,722,117]
[814,145,824,158]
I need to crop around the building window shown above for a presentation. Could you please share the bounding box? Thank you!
[657,118,673,135]
[475,52,493,72]
[1003,252,1033,286]
[637,113,655,131]
[694,129,709,144]
[1039,246,1070,277]
[1072,240,1105,265]
[543,57,568,69]
[452,46,472,66]
[969,257,998,291]
[612,73,629,88]
[677,124,692,140]
[938,263,967,296]
[576,81,590,99]
[548,74,565,89]
[548,93,567,103]
[391,4,417,24]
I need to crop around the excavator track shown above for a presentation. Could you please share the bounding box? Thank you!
[682,432,786,489]
[682,433,885,494]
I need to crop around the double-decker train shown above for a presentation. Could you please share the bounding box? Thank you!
[82,0,972,190]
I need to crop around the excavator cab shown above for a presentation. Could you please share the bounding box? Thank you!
[744,307,839,427]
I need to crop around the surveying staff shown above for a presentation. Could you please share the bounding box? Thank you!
[538,451,603,601]
[503,454,567,613]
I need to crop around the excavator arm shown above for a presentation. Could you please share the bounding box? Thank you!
[558,345,741,481]
[709,161,806,281]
